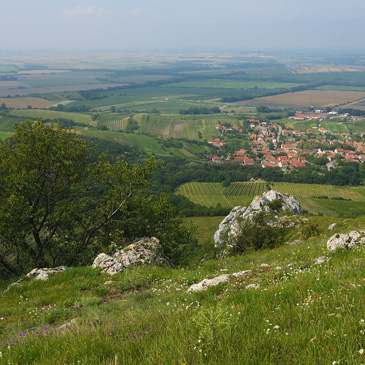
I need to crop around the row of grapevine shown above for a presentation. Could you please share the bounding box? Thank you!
[223,182,266,197]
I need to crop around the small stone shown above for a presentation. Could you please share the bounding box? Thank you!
[328,223,337,231]
[104,281,114,285]
[246,284,260,289]
[260,263,270,268]
[289,240,301,245]
[35,272,49,281]
[187,274,230,294]
[275,266,282,270]
[231,270,251,278]
[26,266,67,281]
[314,256,331,265]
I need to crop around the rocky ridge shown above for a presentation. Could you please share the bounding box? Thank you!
[92,237,170,275]
[214,190,303,255]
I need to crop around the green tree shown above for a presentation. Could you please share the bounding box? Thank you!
[0,120,163,275]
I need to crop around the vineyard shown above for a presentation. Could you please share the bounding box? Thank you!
[176,181,266,208]
[177,181,365,217]
[271,182,365,201]
[223,181,266,197]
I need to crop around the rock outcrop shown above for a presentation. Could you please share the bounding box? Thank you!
[92,253,124,275]
[93,237,170,275]
[187,270,251,293]
[327,231,365,252]
[26,266,67,281]
[214,190,303,255]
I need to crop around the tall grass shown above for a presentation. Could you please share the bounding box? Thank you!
[0,216,365,363]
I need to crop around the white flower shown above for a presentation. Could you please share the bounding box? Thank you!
[273,325,280,330]
[360,349,364,355]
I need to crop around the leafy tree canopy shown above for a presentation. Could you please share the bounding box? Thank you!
[0,120,195,276]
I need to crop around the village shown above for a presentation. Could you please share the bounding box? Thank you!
[206,112,365,171]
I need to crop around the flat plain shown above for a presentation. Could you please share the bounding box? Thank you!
[238,90,365,108]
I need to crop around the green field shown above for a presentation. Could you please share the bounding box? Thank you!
[166,80,302,89]
[316,85,365,92]
[177,182,267,208]
[98,113,239,140]
[80,129,131,146]
[9,109,94,125]
[22,77,102,88]
[177,181,365,217]
[0,115,23,131]
[80,129,209,158]
[0,131,14,139]
[272,182,365,217]
[183,216,224,244]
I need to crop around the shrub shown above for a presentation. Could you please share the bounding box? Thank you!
[232,212,288,254]
[302,223,320,239]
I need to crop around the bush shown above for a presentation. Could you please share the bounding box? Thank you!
[268,198,283,212]
[232,213,288,254]
[301,223,320,239]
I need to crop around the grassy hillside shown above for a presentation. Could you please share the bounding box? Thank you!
[177,181,365,217]
[1,215,365,364]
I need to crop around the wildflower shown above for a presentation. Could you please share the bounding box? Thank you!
[360,349,364,355]
[146,327,151,332]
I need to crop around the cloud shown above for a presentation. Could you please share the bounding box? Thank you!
[131,7,143,15]
[62,6,97,19]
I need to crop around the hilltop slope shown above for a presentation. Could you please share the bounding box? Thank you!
[0,215,365,364]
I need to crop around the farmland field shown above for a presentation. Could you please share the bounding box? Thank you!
[315,85,365,92]
[0,97,55,109]
[0,131,14,139]
[182,216,225,243]
[165,81,302,89]
[177,181,365,217]
[346,99,365,111]
[237,90,365,108]
[176,182,267,208]
[272,182,365,216]
[9,109,94,125]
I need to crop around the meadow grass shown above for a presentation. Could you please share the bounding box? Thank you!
[1,216,365,363]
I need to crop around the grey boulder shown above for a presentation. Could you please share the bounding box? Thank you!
[327,231,365,251]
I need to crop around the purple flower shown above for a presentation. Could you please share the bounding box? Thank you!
[146,327,151,333]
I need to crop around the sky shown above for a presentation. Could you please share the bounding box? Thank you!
[1,0,365,51]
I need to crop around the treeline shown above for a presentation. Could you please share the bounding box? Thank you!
[338,108,365,117]
[152,159,365,194]
[221,82,325,103]
[49,104,92,113]
[179,107,221,115]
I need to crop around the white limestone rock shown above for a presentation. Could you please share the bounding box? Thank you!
[93,237,170,275]
[327,231,365,252]
[314,256,331,265]
[187,270,251,293]
[113,237,170,268]
[92,253,124,275]
[328,223,337,231]
[231,270,251,278]
[187,274,231,294]
[26,266,67,281]
[214,190,303,254]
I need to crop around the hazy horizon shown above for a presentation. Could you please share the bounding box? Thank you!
[1,0,364,52]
